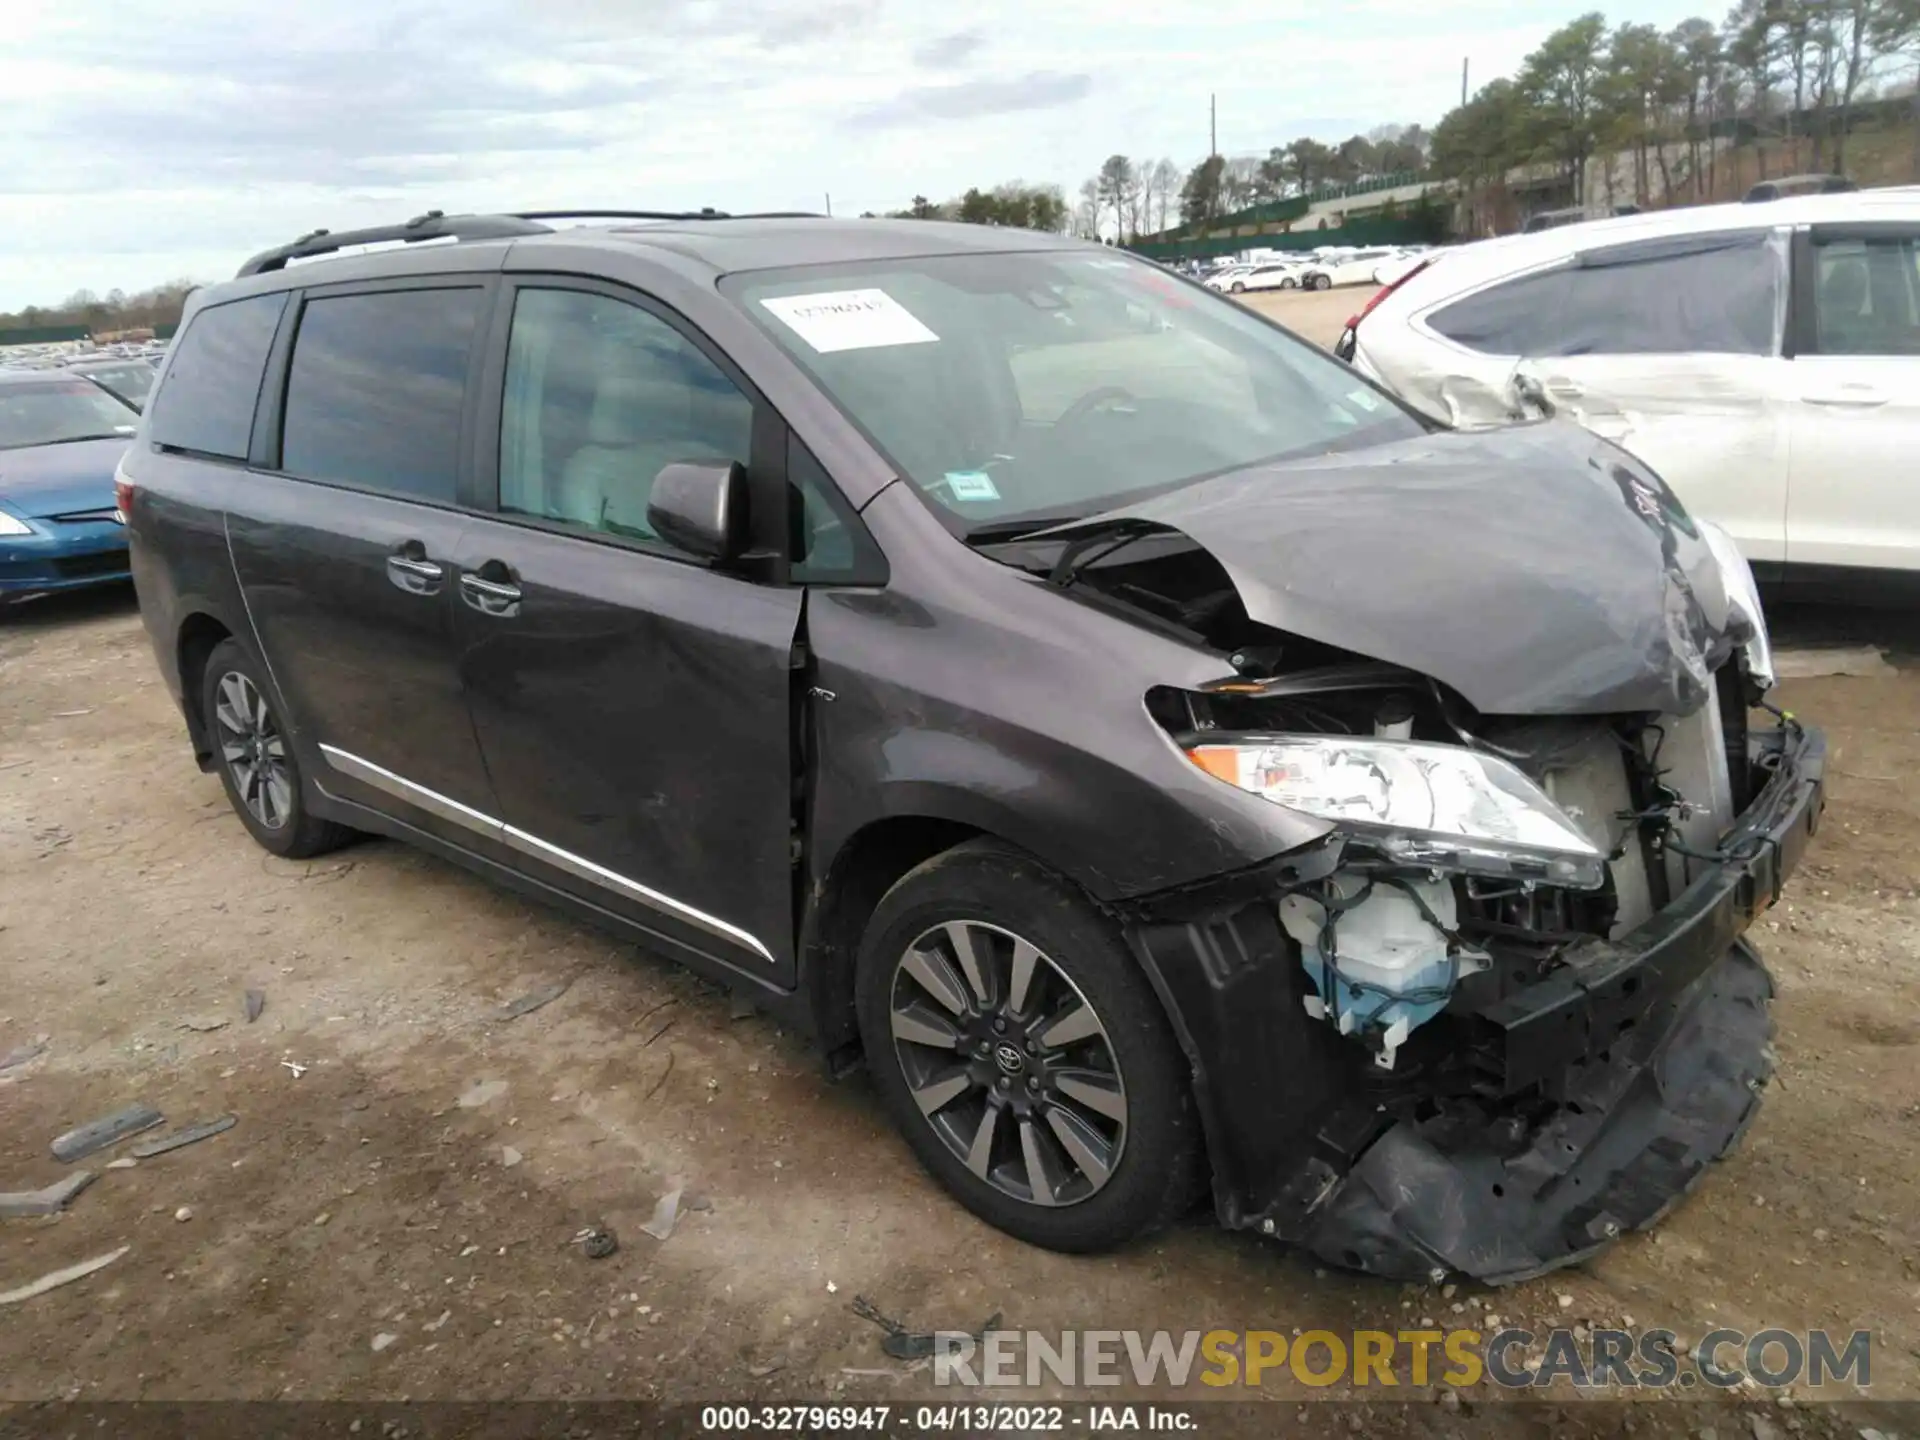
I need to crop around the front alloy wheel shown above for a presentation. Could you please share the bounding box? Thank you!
[888,920,1127,1207]
[855,840,1199,1252]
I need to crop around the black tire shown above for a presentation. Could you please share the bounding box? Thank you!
[201,638,353,859]
[1311,273,1332,291]
[1229,281,1245,293]
[1280,277,1297,289]
[855,839,1202,1252]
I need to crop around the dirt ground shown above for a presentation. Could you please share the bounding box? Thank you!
[3,292,1916,1435]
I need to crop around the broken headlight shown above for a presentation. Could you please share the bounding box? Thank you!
[1187,736,1607,889]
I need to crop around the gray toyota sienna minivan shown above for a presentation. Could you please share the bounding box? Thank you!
[120,209,1824,1284]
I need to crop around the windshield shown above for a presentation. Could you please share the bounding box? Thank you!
[77,364,156,408]
[724,249,1423,533]
[0,379,139,450]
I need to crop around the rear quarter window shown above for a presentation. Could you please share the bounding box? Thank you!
[146,293,288,459]
[1425,268,1574,356]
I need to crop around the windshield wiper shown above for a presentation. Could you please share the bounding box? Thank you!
[1046,517,1168,589]
[963,512,1087,545]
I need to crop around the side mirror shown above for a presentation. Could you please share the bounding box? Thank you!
[648,460,748,562]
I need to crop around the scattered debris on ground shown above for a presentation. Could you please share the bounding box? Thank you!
[495,977,573,1021]
[50,1102,162,1162]
[0,1040,47,1074]
[639,1185,684,1241]
[852,1294,1005,1361]
[243,990,266,1023]
[129,1114,236,1159]
[457,1079,507,1109]
[578,1225,618,1260]
[0,1247,129,1307]
[179,1016,229,1033]
[280,1060,306,1079]
[0,1169,97,1219]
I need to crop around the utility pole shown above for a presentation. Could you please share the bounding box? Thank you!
[824,192,832,217]
[1210,93,1217,157]
[1461,58,1469,107]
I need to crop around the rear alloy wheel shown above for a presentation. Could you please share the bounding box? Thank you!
[1230,281,1246,293]
[856,840,1200,1252]
[201,638,352,859]
[1311,273,1332,291]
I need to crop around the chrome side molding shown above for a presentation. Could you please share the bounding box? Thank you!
[318,744,775,964]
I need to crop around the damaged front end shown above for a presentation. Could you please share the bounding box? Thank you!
[1025,425,1823,1283]
[1126,662,1821,1284]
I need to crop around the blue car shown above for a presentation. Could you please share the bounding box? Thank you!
[0,370,140,600]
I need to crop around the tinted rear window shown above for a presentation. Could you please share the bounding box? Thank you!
[1428,234,1780,358]
[280,288,482,502]
[147,293,287,459]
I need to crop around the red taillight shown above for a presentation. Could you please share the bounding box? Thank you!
[1345,257,1438,335]
[114,477,135,525]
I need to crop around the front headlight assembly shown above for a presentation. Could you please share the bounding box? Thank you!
[1188,736,1608,889]
[0,508,32,537]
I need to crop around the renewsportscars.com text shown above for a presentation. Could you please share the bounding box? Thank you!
[932,1327,1871,1391]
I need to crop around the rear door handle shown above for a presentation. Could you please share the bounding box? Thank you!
[459,568,522,618]
[386,546,444,595]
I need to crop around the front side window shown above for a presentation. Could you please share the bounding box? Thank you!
[0,379,138,451]
[499,288,752,541]
[147,292,286,459]
[725,251,1421,532]
[280,287,482,502]
[1812,234,1920,356]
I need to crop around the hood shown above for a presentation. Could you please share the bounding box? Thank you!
[1052,421,1737,717]
[0,438,131,519]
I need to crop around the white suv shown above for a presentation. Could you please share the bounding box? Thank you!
[1339,190,1920,587]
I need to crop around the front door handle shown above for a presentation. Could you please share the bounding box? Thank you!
[459,567,522,618]
[386,544,444,596]
[1802,386,1887,408]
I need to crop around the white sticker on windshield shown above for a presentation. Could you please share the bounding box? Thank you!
[759,289,939,354]
[943,470,1001,502]
[1346,387,1383,413]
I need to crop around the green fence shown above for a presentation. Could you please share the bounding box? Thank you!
[1129,213,1439,263]
[0,323,90,347]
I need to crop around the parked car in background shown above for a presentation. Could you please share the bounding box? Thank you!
[1229,260,1311,293]
[1202,265,1257,291]
[1746,173,1857,203]
[1337,189,1920,593]
[0,370,139,600]
[1298,247,1402,289]
[66,357,160,411]
[119,207,1819,1284]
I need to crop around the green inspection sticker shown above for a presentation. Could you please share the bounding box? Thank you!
[944,470,1001,502]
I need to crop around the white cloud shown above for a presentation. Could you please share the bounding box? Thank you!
[0,0,1716,308]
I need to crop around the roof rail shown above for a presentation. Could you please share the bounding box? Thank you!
[235,210,553,277]
[509,209,825,223]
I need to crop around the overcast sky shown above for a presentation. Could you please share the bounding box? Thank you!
[2,0,1709,310]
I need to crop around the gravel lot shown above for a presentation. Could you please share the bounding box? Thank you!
[2,288,1915,1434]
